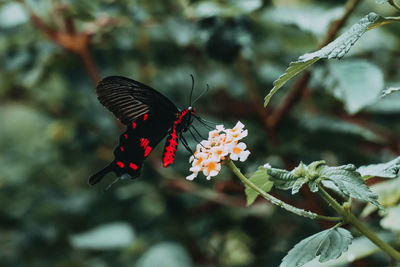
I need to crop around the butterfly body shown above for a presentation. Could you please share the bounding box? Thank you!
[89,76,196,185]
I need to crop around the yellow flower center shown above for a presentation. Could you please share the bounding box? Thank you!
[233,147,242,154]
[207,161,217,172]
[195,157,203,166]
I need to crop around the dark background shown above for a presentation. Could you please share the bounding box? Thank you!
[0,0,399,266]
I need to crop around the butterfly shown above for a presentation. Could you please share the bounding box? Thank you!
[89,76,206,185]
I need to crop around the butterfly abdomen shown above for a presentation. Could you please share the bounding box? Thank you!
[162,108,193,167]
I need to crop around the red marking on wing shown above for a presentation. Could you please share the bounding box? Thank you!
[132,122,136,129]
[120,146,124,151]
[140,138,149,148]
[123,134,128,139]
[143,114,148,120]
[129,163,138,170]
[116,161,125,168]
[144,146,152,157]
[162,128,178,167]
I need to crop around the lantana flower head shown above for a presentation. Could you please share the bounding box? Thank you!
[187,121,250,180]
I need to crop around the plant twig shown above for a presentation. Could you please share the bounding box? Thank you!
[20,1,101,85]
[227,160,342,221]
[317,185,400,261]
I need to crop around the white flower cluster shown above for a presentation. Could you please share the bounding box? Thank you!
[187,121,250,180]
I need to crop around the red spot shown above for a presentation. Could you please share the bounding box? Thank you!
[123,134,127,139]
[116,161,124,168]
[129,163,138,170]
[144,146,152,157]
[140,138,149,148]
[120,146,124,151]
[132,122,136,129]
[143,114,148,120]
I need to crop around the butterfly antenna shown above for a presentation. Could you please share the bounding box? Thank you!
[192,84,209,106]
[189,74,195,106]
[191,125,207,140]
[195,116,214,130]
[180,134,194,155]
[189,128,204,144]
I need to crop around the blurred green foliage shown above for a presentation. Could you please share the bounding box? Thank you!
[0,0,399,266]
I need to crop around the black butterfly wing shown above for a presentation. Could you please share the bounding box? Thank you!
[89,76,179,185]
[96,76,179,125]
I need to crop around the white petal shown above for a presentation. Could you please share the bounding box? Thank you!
[239,150,250,162]
[263,163,271,169]
[186,172,198,180]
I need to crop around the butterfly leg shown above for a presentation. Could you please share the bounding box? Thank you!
[179,134,194,155]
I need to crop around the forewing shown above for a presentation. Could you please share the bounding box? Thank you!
[96,76,179,125]
[89,113,172,185]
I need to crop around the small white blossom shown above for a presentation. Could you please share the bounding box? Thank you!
[263,163,271,169]
[229,142,250,162]
[186,121,250,180]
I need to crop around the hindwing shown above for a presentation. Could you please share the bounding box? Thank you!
[89,113,172,185]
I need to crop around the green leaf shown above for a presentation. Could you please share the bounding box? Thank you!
[366,90,400,113]
[319,165,382,209]
[264,58,319,107]
[326,60,384,114]
[380,205,400,231]
[303,232,395,266]
[264,12,384,107]
[135,242,193,267]
[361,178,400,217]
[292,177,307,194]
[264,6,343,37]
[267,168,300,190]
[69,222,136,250]
[357,156,400,179]
[245,167,274,206]
[281,227,353,267]
[299,115,384,143]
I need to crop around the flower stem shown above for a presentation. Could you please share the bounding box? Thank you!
[227,160,341,222]
[317,185,400,261]
[389,0,400,11]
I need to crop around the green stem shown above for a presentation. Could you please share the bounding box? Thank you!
[389,0,400,11]
[317,185,400,261]
[227,160,341,222]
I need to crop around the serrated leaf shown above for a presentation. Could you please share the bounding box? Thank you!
[303,232,395,266]
[320,180,347,198]
[357,156,400,179]
[245,167,274,206]
[267,168,300,190]
[292,177,307,194]
[280,227,353,267]
[264,12,384,107]
[319,166,382,209]
[308,180,319,192]
[264,58,319,107]
[361,178,400,217]
[327,60,384,114]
